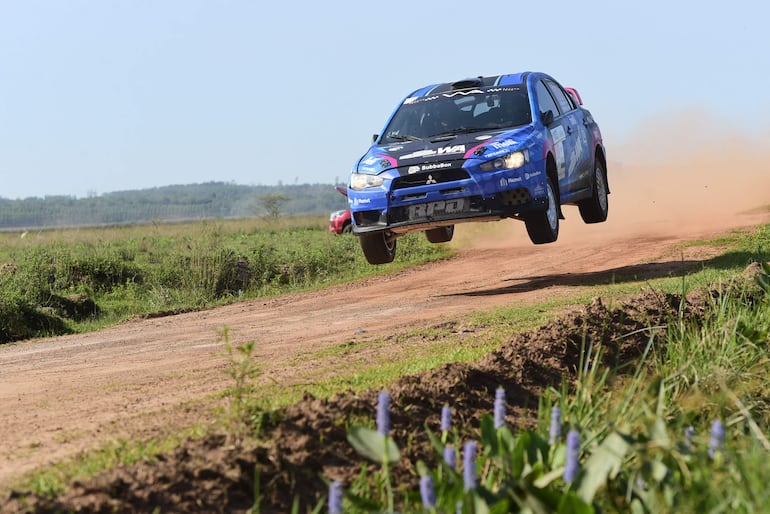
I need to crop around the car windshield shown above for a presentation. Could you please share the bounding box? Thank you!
[382,86,531,143]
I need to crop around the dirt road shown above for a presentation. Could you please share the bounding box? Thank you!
[2,140,769,491]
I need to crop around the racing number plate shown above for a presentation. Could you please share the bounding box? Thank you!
[407,198,466,219]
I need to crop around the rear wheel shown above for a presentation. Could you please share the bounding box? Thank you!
[578,159,609,223]
[359,232,397,265]
[425,225,454,243]
[341,223,353,234]
[525,177,559,244]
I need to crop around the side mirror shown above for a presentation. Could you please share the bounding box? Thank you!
[372,134,379,143]
[541,110,554,126]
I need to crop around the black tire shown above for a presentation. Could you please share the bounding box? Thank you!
[359,232,397,265]
[341,223,353,234]
[525,177,559,244]
[425,225,454,243]
[578,159,609,224]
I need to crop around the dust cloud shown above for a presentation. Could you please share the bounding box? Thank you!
[452,110,770,250]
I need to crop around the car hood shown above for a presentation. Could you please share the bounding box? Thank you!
[356,125,538,174]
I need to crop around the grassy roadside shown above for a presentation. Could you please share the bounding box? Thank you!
[8,221,770,509]
[0,216,452,343]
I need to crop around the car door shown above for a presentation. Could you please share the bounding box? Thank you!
[543,79,592,195]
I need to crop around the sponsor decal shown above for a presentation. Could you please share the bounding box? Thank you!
[421,162,452,171]
[565,125,587,177]
[437,144,465,155]
[404,95,438,105]
[550,125,566,144]
[500,176,522,187]
[401,149,436,160]
[442,90,483,97]
[400,144,465,160]
[407,166,421,174]
[523,171,541,180]
[555,141,566,180]
[353,198,372,206]
[408,198,465,219]
[362,156,393,169]
[483,147,513,160]
[489,139,517,150]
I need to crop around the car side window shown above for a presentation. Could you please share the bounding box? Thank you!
[545,80,574,114]
[535,81,559,121]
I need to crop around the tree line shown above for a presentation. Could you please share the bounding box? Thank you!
[0,182,349,230]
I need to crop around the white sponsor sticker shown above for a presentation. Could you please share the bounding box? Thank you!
[489,139,517,150]
[421,162,452,171]
[550,126,566,144]
[400,144,465,160]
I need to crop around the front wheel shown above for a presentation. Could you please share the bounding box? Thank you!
[359,232,397,265]
[525,177,559,244]
[425,225,454,243]
[578,160,609,223]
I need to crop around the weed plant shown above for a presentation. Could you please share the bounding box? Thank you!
[220,327,262,444]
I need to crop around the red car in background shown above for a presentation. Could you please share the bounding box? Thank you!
[329,185,352,234]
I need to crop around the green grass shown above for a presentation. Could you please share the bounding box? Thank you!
[19,425,208,498]
[0,216,453,342]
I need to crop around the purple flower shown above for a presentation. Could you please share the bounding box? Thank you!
[564,429,580,484]
[494,387,506,429]
[549,406,562,444]
[328,480,343,514]
[441,405,452,432]
[684,425,695,446]
[463,441,477,491]
[444,445,457,469]
[709,419,725,458]
[377,390,391,436]
[420,475,436,508]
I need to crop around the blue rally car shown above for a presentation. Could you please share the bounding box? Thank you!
[347,71,609,264]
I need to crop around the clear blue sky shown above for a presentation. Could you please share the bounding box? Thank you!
[1,0,768,199]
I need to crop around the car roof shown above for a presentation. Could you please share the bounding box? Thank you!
[407,72,537,98]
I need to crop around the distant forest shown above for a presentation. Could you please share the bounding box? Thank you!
[0,182,349,230]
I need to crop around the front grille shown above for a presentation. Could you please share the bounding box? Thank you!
[499,188,531,206]
[392,168,469,190]
[354,210,384,226]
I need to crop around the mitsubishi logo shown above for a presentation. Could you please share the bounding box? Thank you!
[426,174,437,185]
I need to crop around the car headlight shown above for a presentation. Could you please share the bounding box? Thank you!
[479,149,529,172]
[350,173,385,191]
